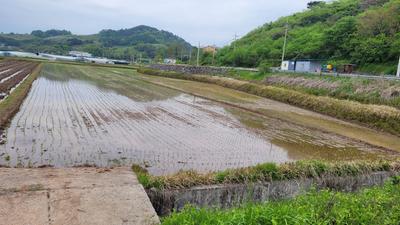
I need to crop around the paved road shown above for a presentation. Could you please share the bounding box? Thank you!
[0,167,159,225]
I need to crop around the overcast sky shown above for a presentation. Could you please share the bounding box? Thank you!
[1,0,313,46]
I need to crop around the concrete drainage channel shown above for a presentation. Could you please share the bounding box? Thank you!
[145,171,399,216]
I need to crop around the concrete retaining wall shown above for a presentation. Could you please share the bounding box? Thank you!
[146,171,398,216]
[148,64,258,76]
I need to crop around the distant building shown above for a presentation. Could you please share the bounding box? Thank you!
[281,60,322,73]
[281,60,296,71]
[40,53,77,62]
[84,57,114,64]
[164,58,177,64]
[69,51,92,58]
[341,64,356,74]
[112,60,130,65]
[202,45,218,54]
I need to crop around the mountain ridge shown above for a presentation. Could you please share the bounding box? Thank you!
[0,25,192,60]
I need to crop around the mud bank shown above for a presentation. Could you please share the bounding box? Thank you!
[0,62,41,143]
[146,171,399,216]
[149,64,257,76]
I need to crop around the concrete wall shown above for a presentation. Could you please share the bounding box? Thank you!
[146,171,398,216]
[148,64,258,76]
[295,61,321,73]
[281,61,290,71]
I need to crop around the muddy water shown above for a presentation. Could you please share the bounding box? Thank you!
[135,74,400,152]
[0,64,394,175]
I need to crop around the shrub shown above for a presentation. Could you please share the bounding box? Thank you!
[258,60,273,73]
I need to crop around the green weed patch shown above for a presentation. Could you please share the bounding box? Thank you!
[162,178,400,225]
[133,160,399,190]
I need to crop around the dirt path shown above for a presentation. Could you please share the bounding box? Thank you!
[0,167,159,225]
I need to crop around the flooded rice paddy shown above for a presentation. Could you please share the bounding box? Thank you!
[0,64,396,175]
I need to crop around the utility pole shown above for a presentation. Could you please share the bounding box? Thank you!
[189,47,192,65]
[233,34,238,51]
[281,18,289,63]
[196,42,200,67]
[212,44,216,66]
[397,56,400,78]
[212,49,216,66]
[180,47,184,62]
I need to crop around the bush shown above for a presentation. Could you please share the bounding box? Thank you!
[258,60,273,73]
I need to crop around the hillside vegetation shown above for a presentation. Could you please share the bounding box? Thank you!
[216,0,400,74]
[0,25,192,60]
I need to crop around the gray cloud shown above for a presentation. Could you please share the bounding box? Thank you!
[1,0,313,46]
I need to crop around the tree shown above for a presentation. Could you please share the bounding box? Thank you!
[324,16,357,58]
[307,1,325,9]
[360,0,390,10]
[358,1,400,37]
[351,34,391,64]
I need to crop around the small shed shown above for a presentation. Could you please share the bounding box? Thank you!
[112,60,130,65]
[281,60,322,73]
[295,60,321,73]
[281,60,296,71]
[341,64,356,74]
[164,58,177,64]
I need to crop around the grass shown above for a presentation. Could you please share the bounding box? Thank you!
[227,70,268,81]
[263,73,400,109]
[132,160,398,190]
[0,63,42,129]
[162,177,400,225]
[137,67,400,136]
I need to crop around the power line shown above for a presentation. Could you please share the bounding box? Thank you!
[233,34,239,50]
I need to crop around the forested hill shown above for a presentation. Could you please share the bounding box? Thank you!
[0,25,192,60]
[216,0,400,74]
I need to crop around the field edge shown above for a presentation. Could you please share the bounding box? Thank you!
[0,62,43,129]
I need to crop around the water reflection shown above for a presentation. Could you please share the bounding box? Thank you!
[41,64,179,102]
